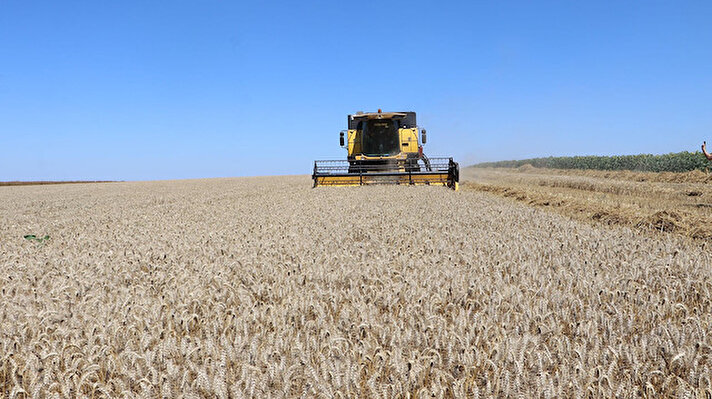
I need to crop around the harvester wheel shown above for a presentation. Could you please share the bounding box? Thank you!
[405,159,419,173]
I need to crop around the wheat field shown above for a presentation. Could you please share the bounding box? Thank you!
[1,176,711,398]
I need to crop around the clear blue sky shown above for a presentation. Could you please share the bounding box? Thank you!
[1,1,711,181]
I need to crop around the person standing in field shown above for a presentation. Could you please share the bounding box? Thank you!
[703,142,712,161]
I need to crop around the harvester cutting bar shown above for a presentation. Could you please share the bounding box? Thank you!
[312,157,459,190]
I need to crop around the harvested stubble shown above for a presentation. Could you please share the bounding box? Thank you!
[505,165,712,184]
[1,176,711,398]
[463,167,712,240]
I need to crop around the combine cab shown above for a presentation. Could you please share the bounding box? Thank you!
[312,110,459,190]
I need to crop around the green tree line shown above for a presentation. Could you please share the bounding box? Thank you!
[473,151,710,173]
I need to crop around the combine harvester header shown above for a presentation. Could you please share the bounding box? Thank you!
[312,110,459,190]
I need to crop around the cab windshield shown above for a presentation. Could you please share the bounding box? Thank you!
[361,119,400,156]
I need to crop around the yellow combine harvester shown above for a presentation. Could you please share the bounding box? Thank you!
[312,110,459,190]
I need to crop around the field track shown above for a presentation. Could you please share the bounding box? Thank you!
[1,176,711,397]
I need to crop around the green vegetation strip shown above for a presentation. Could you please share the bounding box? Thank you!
[474,151,709,173]
[24,235,50,243]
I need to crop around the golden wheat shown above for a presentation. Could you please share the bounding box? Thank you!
[1,176,711,398]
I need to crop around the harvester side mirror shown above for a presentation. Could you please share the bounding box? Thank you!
[421,129,427,144]
[339,132,345,147]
